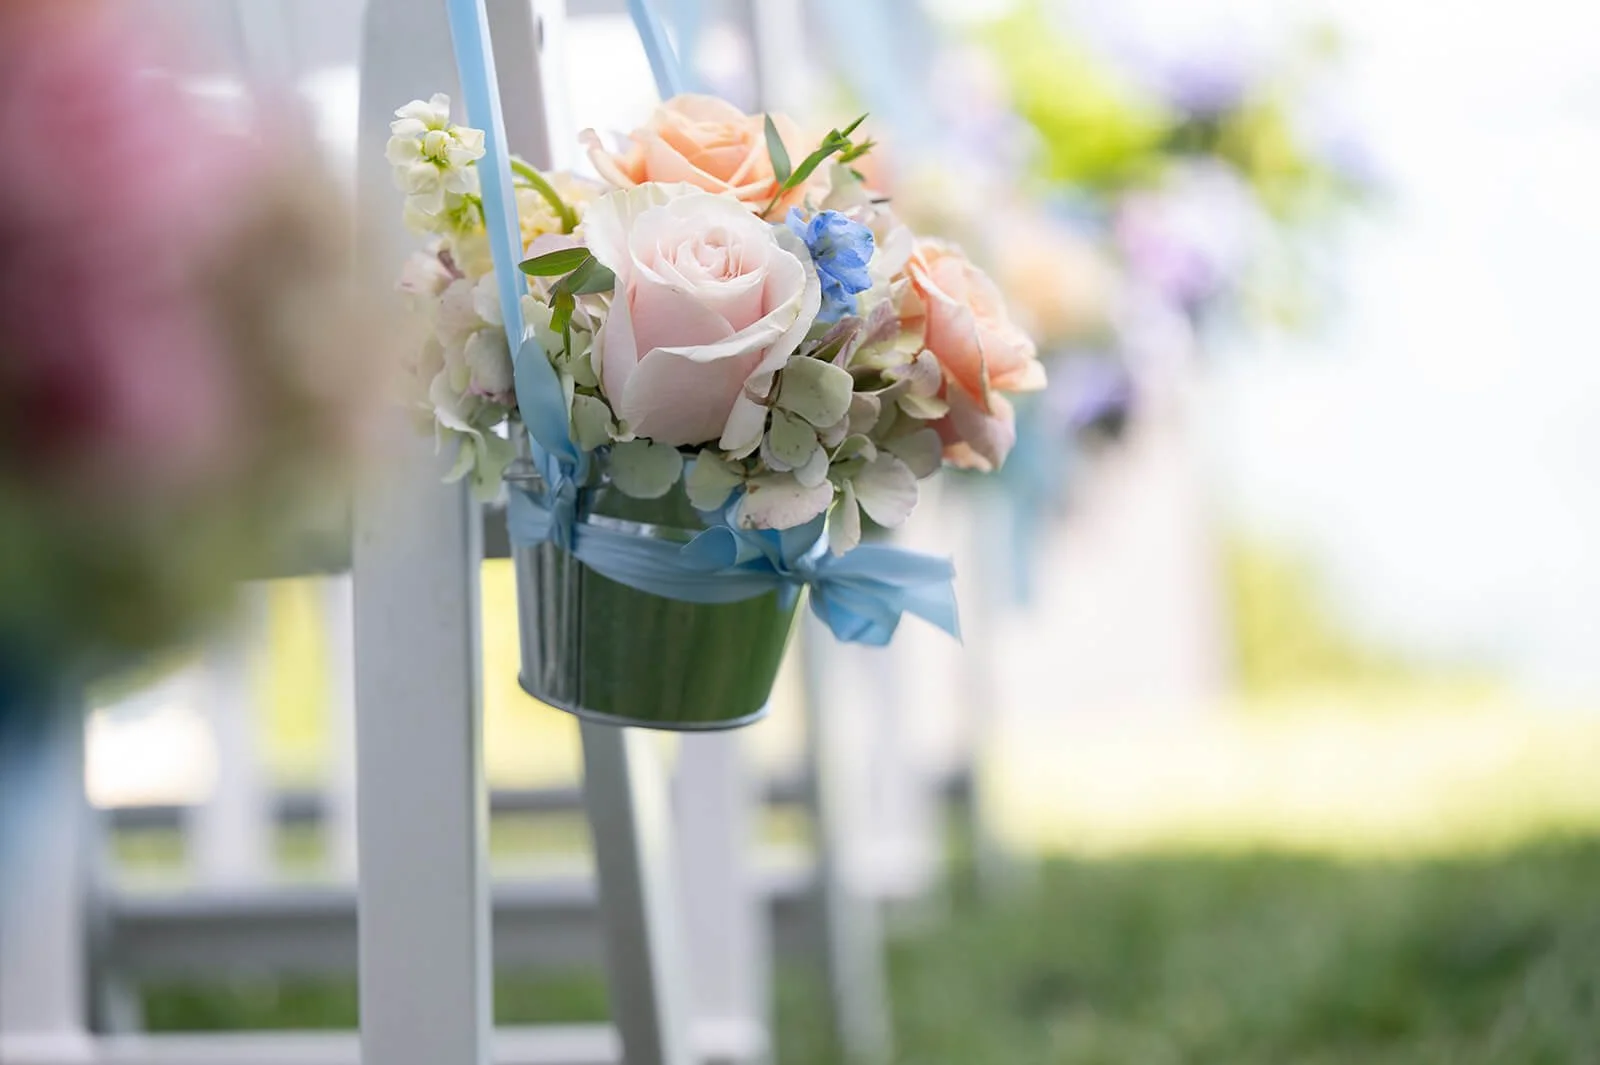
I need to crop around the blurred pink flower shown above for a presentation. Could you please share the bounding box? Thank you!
[0,2,250,495]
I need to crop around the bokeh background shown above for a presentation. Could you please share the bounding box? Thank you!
[34,0,1600,1061]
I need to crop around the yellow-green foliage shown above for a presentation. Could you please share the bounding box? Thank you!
[1225,536,1423,697]
[985,7,1172,193]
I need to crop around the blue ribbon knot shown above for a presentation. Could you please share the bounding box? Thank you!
[506,476,960,648]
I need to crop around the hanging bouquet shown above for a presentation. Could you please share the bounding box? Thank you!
[389,93,1045,556]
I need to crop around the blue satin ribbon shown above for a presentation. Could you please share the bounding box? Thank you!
[629,0,686,98]
[507,486,960,647]
[446,0,581,473]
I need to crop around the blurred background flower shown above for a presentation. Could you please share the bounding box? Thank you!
[0,0,389,681]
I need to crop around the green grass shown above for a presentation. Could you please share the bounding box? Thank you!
[144,836,1600,1063]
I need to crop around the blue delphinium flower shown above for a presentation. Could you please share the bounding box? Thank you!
[785,208,874,322]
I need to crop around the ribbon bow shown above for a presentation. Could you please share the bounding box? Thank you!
[506,484,960,647]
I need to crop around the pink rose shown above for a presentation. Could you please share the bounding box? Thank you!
[905,240,1045,471]
[581,185,819,450]
[582,95,809,219]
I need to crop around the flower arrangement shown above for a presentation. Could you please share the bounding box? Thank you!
[389,93,1045,556]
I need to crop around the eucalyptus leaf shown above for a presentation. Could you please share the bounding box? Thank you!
[685,450,745,511]
[852,453,917,528]
[778,357,854,428]
[608,438,684,499]
[519,247,591,276]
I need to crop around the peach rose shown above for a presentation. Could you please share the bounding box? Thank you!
[905,240,1045,471]
[582,94,808,218]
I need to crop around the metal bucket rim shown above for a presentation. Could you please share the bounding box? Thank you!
[504,465,700,545]
[517,671,771,732]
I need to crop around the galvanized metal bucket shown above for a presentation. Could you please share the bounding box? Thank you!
[505,464,800,731]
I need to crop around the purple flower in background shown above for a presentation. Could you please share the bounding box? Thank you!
[1158,49,1255,120]
[1115,161,1260,316]
[1050,356,1135,436]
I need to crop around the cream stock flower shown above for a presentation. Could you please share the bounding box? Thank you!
[386,94,485,220]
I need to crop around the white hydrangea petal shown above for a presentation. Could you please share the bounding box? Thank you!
[896,390,949,421]
[471,275,502,325]
[765,408,820,470]
[885,427,942,478]
[852,454,917,528]
[571,394,615,451]
[846,393,881,437]
[470,431,517,499]
[464,329,513,396]
[735,474,835,531]
[794,442,831,488]
[685,450,745,511]
[443,434,478,482]
[608,439,684,499]
[777,356,854,429]
[828,480,862,556]
[831,434,877,463]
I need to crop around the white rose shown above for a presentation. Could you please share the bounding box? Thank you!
[581,184,820,451]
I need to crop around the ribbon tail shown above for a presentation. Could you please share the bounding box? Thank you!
[805,543,961,646]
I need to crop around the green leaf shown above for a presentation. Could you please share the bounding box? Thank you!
[552,256,616,296]
[550,290,577,335]
[838,113,868,139]
[839,138,877,164]
[777,357,854,429]
[764,114,792,184]
[784,141,846,192]
[519,247,592,276]
[608,439,684,499]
